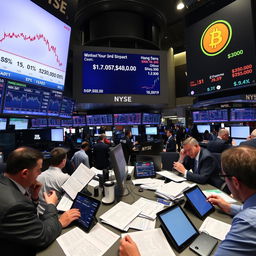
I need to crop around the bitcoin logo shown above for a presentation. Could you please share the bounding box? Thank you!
[201,20,232,56]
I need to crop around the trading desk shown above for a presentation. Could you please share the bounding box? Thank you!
[37,180,233,256]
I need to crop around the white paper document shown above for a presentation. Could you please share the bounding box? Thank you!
[132,178,155,185]
[141,179,165,191]
[199,216,231,241]
[157,170,186,182]
[128,216,156,231]
[121,229,176,256]
[62,163,95,199]
[203,189,237,203]
[132,198,164,220]
[57,224,119,256]
[100,201,141,231]
[57,193,73,212]
[127,166,134,175]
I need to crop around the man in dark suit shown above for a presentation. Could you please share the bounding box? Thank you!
[163,129,176,152]
[93,135,110,170]
[120,130,134,164]
[173,137,223,187]
[240,129,256,148]
[207,128,232,153]
[0,147,80,256]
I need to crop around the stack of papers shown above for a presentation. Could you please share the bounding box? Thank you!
[203,189,237,203]
[57,193,73,212]
[140,179,165,191]
[57,224,119,256]
[99,201,141,231]
[155,181,195,200]
[128,217,156,231]
[157,170,186,182]
[121,229,176,256]
[132,178,155,186]
[199,216,231,241]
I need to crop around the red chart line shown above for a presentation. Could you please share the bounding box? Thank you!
[0,32,64,67]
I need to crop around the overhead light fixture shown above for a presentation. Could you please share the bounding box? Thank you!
[177,1,185,10]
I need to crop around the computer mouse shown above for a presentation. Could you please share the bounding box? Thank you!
[138,187,144,192]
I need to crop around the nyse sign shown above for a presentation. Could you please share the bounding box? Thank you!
[47,0,67,15]
[114,96,132,103]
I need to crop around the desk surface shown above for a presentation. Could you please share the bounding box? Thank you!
[37,181,233,256]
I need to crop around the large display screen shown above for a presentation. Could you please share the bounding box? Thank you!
[114,113,141,125]
[31,118,47,128]
[72,115,86,127]
[9,118,28,130]
[192,109,228,123]
[0,0,71,91]
[186,0,256,95]
[231,126,250,138]
[142,113,161,124]
[59,97,75,118]
[61,119,73,127]
[48,118,61,127]
[0,78,5,113]
[230,108,256,121]
[51,128,64,142]
[47,90,63,117]
[86,114,113,126]
[82,51,160,95]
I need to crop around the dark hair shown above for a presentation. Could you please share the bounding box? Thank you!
[125,130,131,136]
[221,146,256,189]
[166,129,173,134]
[6,147,43,174]
[81,141,89,149]
[50,147,67,166]
[98,135,104,141]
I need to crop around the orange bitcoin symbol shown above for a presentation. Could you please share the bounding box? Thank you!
[201,20,232,56]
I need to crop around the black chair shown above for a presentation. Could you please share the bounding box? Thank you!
[211,153,221,171]
[160,152,179,171]
[136,155,162,171]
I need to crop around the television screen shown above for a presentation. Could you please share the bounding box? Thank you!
[51,128,64,142]
[142,113,161,124]
[230,108,256,121]
[0,118,7,130]
[48,118,61,127]
[59,97,75,118]
[234,138,246,145]
[31,118,47,128]
[47,90,63,116]
[61,119,73,127]
[86,114,113,125]
[114,113,141,125]
[186,0,256,96]
[0,0,71,91]
[9,118,28,130]
[72,115,86,127]
[82,51,160,95]
[131,127,139,136]
[0,78,6,113]
[145,127,157,135]
[197,125,210,133]
[105,131,113,137]
[192,109,228,123]
[231,126,250,138]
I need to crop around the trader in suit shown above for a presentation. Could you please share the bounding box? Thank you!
[120,130,134,164]
[239,129,256,148]
[0,147,80,256]
[173,137,223,187]
[93,135,110,170]
[207,128,232,153]
[163,129,176,152]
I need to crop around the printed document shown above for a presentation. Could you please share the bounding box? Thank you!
[157,170,186,182]
[57,193,73,212]
[128,216,156,231]
[203,189,237,203]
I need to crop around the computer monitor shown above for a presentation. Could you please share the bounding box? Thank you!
[231,126,250,139]
[131,127,139,136]
[145,127,157,135]
[109,144,128,201]
[9,118,28,130]
[51,128,64,142]
[0,118,7,130]
[197,125,210,134]
[235,138,246,146]
[105,131,113,137]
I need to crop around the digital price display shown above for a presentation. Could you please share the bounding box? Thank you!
[86,114,113,126]
[59,97,75,118]
[192,109,228,123]
[0,0,71,91]
[230,108,256,121]
[47,90,63,117]
[31,118,48,128]
[186,0,256,95]
[142,113,161,124]
[0,78,6,113]
[114,113,141,125]
[48,118,61,127]
[82,51,160,95]
[61,119,73,127]
[72,116,86,127]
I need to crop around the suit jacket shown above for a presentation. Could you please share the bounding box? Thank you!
[183,148,223,188]
[240,138,256,148]
[166,136,176,152]
[93,142,110,169]
[0,176,62,256]
[206,138,232,153]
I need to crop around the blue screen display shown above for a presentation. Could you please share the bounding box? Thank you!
[230,108,256,121]
[72,115,86,127]
[0,78,5,113]
[61,119,73,127]
[47,89,62,117]
[186,187,213,217]
[59,97,74,118]
[86,114,113,125]
[135,161,155,177]
[131,127,139,136]
[145,127,157,135]
[114,113,141,125]
[48,118,61,127]
[82,51,160,95]
[142,113,161,124]
[31,118,48,128]
[160,206,197,246]
[193,109,228,123]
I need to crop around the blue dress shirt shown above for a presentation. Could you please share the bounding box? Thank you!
[214,193,256,256]
[71,149,90,169]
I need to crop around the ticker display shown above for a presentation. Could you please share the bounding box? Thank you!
[114,113,141,125]
[192,109,228,123]
[230,108,256,121]
[86,114,113,126]
[186,0,256,96]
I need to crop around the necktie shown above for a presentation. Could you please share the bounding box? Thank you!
[194,159,199,174]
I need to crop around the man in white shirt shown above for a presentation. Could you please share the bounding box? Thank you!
[37,147,70,214]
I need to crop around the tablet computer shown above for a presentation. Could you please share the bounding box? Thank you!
[184,185,215,219]
[134,161,156,178]
[157,204,199,252]
[71,192,101,232]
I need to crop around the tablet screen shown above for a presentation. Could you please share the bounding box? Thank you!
[72,193,101,232]
[185,186,214,218]
[135,161,156,178]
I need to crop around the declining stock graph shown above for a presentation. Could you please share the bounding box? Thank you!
[0,0,71,91]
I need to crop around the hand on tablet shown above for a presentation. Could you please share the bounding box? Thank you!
[207,195,231,214]
[119,235,141,256]
[59,209,81,228]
